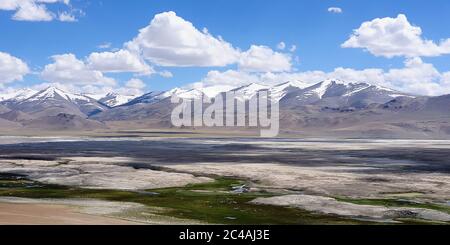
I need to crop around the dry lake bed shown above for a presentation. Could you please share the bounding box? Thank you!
[0,136,449,224]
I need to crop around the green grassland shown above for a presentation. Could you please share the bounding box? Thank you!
[1,173,448,224]
[0,174,370,225]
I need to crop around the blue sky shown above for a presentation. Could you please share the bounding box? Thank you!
[1,0,450,96]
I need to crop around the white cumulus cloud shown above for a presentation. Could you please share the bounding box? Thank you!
[200,70,260,87]
[126,11,241,67]
[87,49,154,75]
[194,57,450,96]
[0,51,30,85]
[113,78,147,96]
[239,45,292,72]
[0,0,77,22]
[41,53,116,86]
[342,14,450,58]
[125,78,146,89]
[62,11,293,81]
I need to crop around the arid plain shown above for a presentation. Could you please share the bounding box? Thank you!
[0,132,449,224]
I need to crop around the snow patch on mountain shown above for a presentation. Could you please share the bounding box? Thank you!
[176,89,205,99]
[342,84,372,97]
[99,93,137,107]
[162,88,204,100]
[198,85,234,98]
[310,79,346,99]
[232,83,270,100]
[269,81,308,101]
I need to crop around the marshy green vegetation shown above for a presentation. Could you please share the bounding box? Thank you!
[1,173,448,224]
[0,173,369,225]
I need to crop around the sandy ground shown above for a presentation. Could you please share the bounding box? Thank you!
[0,202,140,225]
[0,197,207,225]
[0,197,148,225]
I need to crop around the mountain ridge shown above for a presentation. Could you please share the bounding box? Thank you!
[2,80,450,138]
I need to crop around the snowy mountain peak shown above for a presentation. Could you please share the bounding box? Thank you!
[305,79,377,99]
[0,88,38,102]
[285,79,414,109]
[98,92,137,107]
[308,80,341,99]
[192,85,235,98]
[26,86,91,103]
[161,88,205,100]
[37,86,65,97]
[162,88,187,98]
[231,83,269,99]
[268,81,308,102]
[235,83,269,91]
[322,78,347,86]
[163,88,186,97]
[178,89,205,99]
[274,80,307,89]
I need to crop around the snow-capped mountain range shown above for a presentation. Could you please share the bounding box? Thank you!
[280,79,412,109]
[0,87,137,108]
[26,86,92,103]
[2,87,108,118]
[0,79,409,109]
[3,79,450,138]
